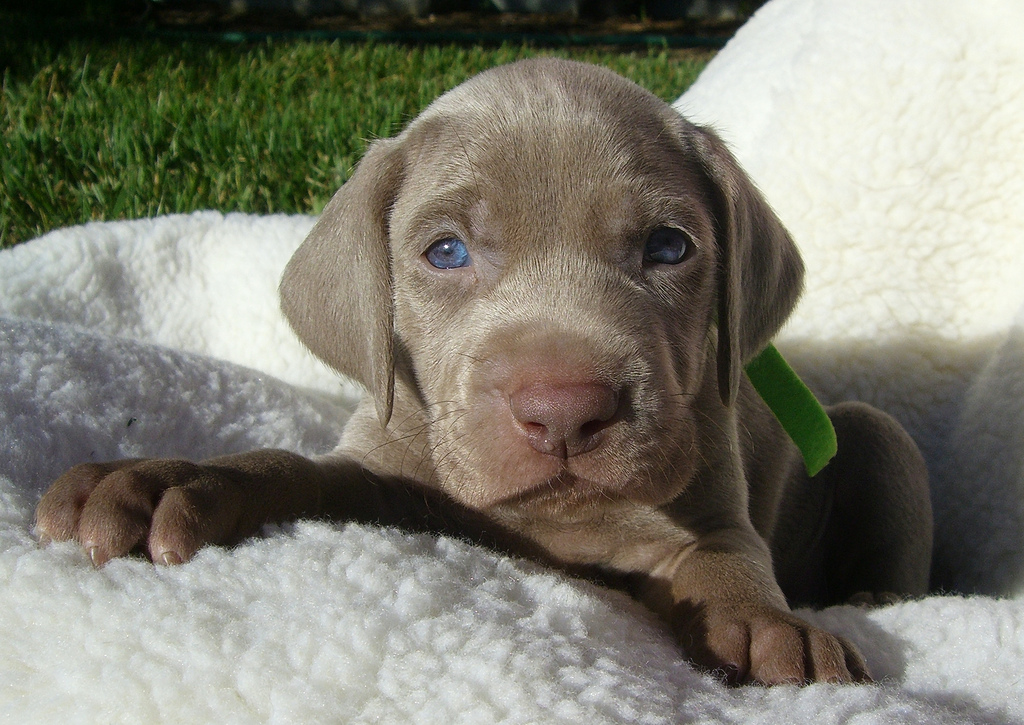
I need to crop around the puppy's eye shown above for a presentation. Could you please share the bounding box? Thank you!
[643,227,692,265]
[425,237,471,269]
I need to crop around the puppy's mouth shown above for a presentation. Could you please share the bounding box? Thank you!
[495,470,622,510]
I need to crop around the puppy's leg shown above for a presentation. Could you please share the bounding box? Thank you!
[636,525,871,685]
[36,447,526,567]
[773,401,932,606]
[36,449,440,566]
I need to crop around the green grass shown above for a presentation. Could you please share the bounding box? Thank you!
[1,39,712,248]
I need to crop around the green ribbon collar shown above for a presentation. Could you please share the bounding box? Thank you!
[744,344,837,477]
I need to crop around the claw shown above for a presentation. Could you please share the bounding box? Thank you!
[87,547,106,567]
[158,551,183,566]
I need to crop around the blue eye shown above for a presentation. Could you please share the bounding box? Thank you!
[425,237,471,269]
[643,227,692,265]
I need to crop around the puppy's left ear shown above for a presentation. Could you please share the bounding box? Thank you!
[279,139,405,427]
[690,125,805,406]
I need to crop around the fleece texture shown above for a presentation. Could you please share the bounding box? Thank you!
[2,0,1023,721]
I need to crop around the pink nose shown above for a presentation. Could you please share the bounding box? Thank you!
[508,382,620,459]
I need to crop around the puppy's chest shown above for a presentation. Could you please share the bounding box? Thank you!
[496,504,696,575]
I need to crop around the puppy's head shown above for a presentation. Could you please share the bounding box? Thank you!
[281,58,802,513]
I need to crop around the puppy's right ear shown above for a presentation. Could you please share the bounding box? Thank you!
[280,139,405,427]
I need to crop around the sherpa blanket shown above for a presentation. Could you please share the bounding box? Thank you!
[3,0,1024,721]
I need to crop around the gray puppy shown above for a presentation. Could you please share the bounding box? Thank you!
[36,58,932,686]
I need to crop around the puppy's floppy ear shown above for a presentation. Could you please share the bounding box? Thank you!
[690,126,804,406]
[280,139,404,426]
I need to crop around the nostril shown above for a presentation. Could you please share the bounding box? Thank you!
[508,382,621,458]
[521,420,549,439]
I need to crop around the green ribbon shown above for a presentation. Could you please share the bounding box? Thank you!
[744,344,837,477]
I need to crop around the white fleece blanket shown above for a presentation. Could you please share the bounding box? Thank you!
[3,0,1024,721]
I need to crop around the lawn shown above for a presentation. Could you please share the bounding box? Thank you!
[1,37,712,249]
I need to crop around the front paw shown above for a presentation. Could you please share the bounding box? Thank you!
[35,459,255,567]
[673,601,871,685]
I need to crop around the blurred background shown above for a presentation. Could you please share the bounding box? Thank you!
[3,0,766,40]
[0,0,765,248]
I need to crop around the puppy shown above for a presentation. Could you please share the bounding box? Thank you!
[35,58,933,686]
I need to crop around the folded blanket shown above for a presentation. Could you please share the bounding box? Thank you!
[2,0,1023,721]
